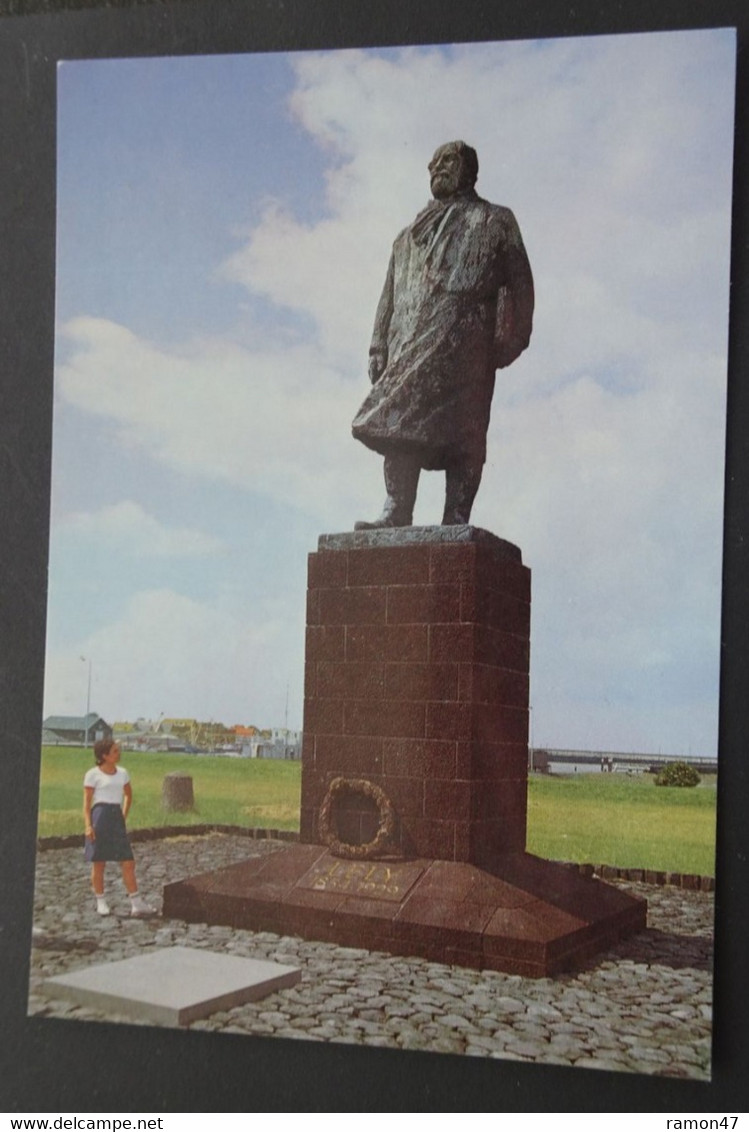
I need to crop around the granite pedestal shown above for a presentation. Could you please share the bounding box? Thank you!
[164,527,646,976]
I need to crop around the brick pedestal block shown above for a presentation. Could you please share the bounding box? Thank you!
[164,527,647,977]
[300,527,530,871]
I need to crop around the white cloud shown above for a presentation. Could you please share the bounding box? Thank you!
[222,34,733,378]
[43,588,303,726]
[60,500,225,557]
[57,316,368,529]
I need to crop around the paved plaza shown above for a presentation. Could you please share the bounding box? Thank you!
[29,833,713,1079]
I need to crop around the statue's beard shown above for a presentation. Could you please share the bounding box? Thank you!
[430,172,462,199]
[431,165,476,200]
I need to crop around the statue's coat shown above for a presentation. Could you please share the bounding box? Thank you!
[352,189,534,471]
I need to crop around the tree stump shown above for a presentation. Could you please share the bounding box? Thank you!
[162,772,195,812]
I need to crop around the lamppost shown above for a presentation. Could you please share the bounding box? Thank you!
[154,711,165,751]
[80,656,92,749]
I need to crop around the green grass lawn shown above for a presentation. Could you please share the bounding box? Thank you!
[526,771,717,875]
[37,748,717,875]
[37,747,301,837]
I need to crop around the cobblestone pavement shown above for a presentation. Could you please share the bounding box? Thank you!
[28,834,713,1079]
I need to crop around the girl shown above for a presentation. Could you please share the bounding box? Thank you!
[83,739,154,916]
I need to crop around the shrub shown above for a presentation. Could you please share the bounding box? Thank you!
[654,761,701,788]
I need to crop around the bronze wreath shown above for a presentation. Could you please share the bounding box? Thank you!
[318,776,396,860]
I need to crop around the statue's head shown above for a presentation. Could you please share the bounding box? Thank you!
[428,140,479,200]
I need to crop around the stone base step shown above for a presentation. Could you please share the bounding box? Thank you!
[162,844,646,978]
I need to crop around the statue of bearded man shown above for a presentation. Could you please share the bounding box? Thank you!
[352,140,534,528]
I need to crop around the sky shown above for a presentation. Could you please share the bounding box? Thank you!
[44,30,736,753]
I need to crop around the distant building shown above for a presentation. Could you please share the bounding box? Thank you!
[233,724,260,741]
[43,713,112,746]
[66,713,302,758]
[161,717,236,751]
[247,729,302,760]
[529,748,550,774]
[112,721,137,736]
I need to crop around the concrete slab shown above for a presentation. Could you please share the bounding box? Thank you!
[42,946,301,1026]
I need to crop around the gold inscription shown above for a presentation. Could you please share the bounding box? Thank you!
[310,860,402,897]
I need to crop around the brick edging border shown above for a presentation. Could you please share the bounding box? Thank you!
[575,862,715,891]
[36,825,715,890]
[37,824,300,851]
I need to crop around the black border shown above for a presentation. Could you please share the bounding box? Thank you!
[1,0,747,1112]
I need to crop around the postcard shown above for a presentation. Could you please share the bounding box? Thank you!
[3,2,747,1114]
[28,26,734,1079]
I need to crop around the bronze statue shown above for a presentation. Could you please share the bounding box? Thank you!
[352,141,534,528]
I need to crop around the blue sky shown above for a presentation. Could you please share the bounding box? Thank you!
[46,30,735,752]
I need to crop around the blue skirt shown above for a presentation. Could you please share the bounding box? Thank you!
[84,803,134,862]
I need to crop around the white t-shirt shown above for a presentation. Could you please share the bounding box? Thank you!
[83,765,130,806]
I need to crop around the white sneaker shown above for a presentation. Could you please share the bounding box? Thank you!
[130,896,155,917]
[96,897,111,916]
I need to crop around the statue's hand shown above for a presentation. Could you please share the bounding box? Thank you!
[368,351,386,383]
